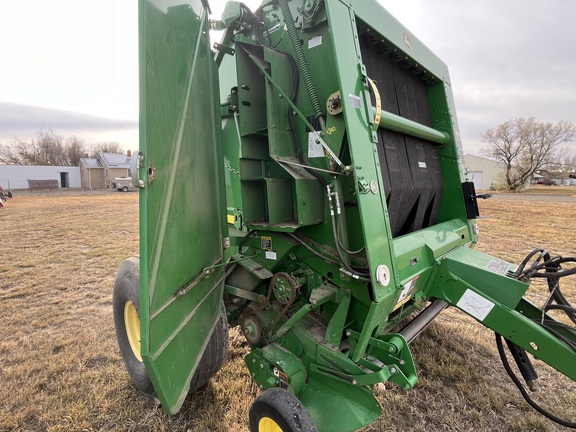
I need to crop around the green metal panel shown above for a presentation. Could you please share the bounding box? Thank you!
[324,0,398,306]
[349,0,450,83]
[428,248,576,380]
[139,0,225,414]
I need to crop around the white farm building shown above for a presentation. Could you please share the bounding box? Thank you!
[464,154,504,191]
[0,165,81,190]
[0,152,132,191]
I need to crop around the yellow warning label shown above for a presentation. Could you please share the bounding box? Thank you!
[367,78,381,131]
[261,236,272,250]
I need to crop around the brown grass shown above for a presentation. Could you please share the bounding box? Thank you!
[0,193,574,431]
[492,185,576,196]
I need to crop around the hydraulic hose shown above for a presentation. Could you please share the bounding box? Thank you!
[279,0,325,124]
[496,334,576,428]
[500,248,576,428]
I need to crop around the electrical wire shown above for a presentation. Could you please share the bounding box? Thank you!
[496,333,576,428]
[287,232,340,267]
[497,248,576,428]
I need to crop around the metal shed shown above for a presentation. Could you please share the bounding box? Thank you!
[464,154,504,190]
[79,152,132,190]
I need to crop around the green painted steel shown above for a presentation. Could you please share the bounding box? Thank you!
[125,0,576,429]
[377,108,451,144]
[214,1,490,428]
[138,0,226,414]
[427,247,576,380]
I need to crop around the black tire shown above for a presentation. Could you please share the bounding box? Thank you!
[113,257,154,394]
[189,306,229,393]
[6,191,12,199]
[249,388,317,432]
[112,182,117,189]
[122,186,128,192]
[113,257,229,396]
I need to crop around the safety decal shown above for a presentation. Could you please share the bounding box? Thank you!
[456,289,495,321]
[261,236,272,250]
[349,94,362,109]
[308,34,323,49]
[308,132,324,158]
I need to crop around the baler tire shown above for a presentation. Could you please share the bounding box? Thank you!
[249,388,317,432]
[113,256,229,397]
[188,306,229,393]
[113,257,155,395]
[122,186,129,192]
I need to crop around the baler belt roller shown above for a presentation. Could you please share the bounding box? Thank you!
[374,107,451,145]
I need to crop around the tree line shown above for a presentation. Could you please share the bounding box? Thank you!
[1,120,574,191]
[0,127,124,166]
[481,117,576,190]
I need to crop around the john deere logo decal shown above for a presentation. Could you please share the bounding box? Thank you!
[403,32,412,50]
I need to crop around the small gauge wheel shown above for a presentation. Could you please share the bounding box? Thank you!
[249,387,317,432]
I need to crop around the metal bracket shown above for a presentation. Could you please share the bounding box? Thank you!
[225,284,267,306]
[327,90,343,115]
[130,150,145,189]
[213,42,235,56]
[357,177,371,194]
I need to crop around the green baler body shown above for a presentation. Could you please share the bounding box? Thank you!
[135,0,576,430]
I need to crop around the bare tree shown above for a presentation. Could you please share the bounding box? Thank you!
[65,136,86,166]
[1,130,125,166]
[550,150,576,180]
[0,142,24,165]
[481,117,576,190]
[92,141,122,156]
[11,137,40,165]
[0,129,89,166]
[35,128,66,165]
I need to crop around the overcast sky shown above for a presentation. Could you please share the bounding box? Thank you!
[1,0,575,156]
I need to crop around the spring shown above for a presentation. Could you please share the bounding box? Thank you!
[279,0,324,121]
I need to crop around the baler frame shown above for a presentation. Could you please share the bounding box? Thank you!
[111,0,576,430]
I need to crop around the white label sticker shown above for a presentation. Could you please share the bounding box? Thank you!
[308,35,323,49]
[308,132,324,158]
[456,289,495,321]
[265,250,277,260]
[267,23,282,34]
[349,94,362,109]
[397,276,419,304]
[486,258,510,275]
[418,161,427,168]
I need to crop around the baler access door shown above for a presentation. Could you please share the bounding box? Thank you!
[137,0,226,414]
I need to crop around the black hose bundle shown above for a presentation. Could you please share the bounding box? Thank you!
[497,248,576,428]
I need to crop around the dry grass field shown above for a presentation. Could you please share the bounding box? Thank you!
[0,191,574,431]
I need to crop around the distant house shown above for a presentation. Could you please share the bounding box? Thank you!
[464,154,505,190]
[78,158,105,190]
[79,151,132,190]
[532,173,544,184]
[546,172,576,186]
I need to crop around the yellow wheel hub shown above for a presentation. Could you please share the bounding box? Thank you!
[124,301,143,362]
[258,417,283,432]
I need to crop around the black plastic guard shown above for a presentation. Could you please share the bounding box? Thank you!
[462,181,480,219]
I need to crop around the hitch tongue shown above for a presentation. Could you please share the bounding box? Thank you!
[505,339,538,391]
